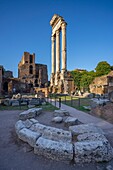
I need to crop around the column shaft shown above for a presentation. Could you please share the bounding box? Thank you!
[62,22,67,71]
[51,36,55,74]
[56,30,60,73]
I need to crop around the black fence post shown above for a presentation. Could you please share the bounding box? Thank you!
[65,95,66,104]
[78,98,80,107]
[71,96,73,106]
[55,97,56,107]
[59,98,61,108]
[19,97,21,110]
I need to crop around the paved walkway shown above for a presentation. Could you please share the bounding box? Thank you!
[50,100,113,133]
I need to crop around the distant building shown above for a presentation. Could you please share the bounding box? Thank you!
[0,52,48,95]
[89,71,113,95]
[18,52,48,88]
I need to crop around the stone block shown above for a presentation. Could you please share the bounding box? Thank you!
[34,137,73,162]
[54,109,70,117]
[3,99,10,106]
[74,140,113,163]
[12,100,19,106]
[21,102,28,106]
[30,123,72,143]
[15,120,25,134]
[29,118,39,124]
[19,109,36,120]
[19,108,42,120]
[52,116,63,123]
[77,132,106,142]
[69,123,104,136]
[18,128,41,147]
[22,119,33,128]
[64,117,78,127]
[29,98,40,106]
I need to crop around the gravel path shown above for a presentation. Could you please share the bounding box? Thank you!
[0,110,113,170]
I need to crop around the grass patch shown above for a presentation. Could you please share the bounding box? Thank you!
[0,105,28,110]
[61,97,92,113]
[36,102,58,111]
[0,102,58,111]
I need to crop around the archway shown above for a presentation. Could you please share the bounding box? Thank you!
[3,82,8,93]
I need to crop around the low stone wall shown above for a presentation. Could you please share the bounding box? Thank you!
[15,109,113,163]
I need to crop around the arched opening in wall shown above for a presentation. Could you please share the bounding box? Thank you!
[3,82,8,93]
[29,65,33,74]
[34,79,38,87]
[30,55,33,63]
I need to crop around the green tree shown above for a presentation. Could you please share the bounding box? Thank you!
[95,61,111,76]
[80,73,94,92]
[71,70,82,90]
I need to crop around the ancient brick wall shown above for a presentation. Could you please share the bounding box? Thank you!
[18,52,48,88]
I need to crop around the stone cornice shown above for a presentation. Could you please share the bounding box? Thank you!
[50,14,66,28]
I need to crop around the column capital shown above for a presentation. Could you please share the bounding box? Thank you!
[61,22,67,29]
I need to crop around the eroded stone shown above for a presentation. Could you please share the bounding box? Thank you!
[18,128,41,147]
[34,137,73,162]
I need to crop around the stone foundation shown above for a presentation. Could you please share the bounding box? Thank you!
[15,108,113,163]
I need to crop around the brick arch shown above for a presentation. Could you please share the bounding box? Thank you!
[29,65,33,74]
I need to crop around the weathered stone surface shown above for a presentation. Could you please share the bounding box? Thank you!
[15,120,25,134]
[74,140,113,163]
[54,109,69,117]
[52,116,63,123]
[20,102,28,106]
[19,108,42,120]
[18,128,41,147]
[3,99,10,106]
[30,123,72,143]
[106,165,113,170]
[77,132,106,142]
[15,118,113,163]
[29,118,38,124]
[34,137,73,161]
[12,100,19,106]
[69,123,104,135]
[35,108,42,116]
[64,117,78,127]
[19,109,36,120]
[29,98,40,106]
[22,119,33,128]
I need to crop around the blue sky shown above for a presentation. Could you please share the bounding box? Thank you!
[0,0,113,79]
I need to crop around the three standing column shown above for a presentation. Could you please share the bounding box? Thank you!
[51,21,67,84]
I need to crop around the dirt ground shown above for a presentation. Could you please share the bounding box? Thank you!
[0,110,113,170]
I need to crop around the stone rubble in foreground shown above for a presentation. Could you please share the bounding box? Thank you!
[15,108,113,163]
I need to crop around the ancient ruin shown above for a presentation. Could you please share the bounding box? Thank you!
[18,52,48,89]
[15,108,113,163]
[50,14,74,94]
[0,52,48,95]
[89,71,113,95]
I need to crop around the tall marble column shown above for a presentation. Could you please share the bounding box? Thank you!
[61,22,67,72]
[51,35,55,74]
[56,30,60,73]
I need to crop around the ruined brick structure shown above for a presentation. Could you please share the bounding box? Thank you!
[18,52,48,89]
[0,52,48,95]
[89,71,113,95]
